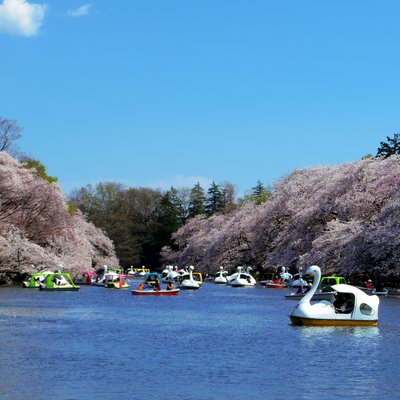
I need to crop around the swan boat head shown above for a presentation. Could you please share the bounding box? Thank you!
[290,265,380,326]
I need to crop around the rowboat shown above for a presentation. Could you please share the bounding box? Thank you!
[132,289,180,296]
[265,282,287,289]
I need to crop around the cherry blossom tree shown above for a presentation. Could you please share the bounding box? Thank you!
[0,152,119,282]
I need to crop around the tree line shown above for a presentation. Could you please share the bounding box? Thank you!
[69,180,271,269]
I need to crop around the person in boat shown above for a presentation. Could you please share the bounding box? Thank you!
[273,277,282,285]
[333,293,354,313]
[166,282,174,291]
[365,279,373,290]
[154,277,161,291]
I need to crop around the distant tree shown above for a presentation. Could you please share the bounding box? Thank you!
[70,182,130,262]
[70,183,169,269]
[124,187,163,268]
[205,181,225,215]
[377,133,400,158]
[21,158,58,183]
[0,117,22,153]
[157,189,182,250]
[221,181,237,212]
[239,180,271,205]
[361,154,374,160]
[188,182,206,218]
[250,180,270,205]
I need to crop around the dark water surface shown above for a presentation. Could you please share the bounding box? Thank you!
[0,283,399,400]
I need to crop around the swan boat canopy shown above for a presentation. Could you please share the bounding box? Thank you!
[290,265,379,327]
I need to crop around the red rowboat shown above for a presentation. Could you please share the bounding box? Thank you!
[132,289,180,296]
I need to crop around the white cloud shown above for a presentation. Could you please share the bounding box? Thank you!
[0,0,46,37]
[67,4,91,18]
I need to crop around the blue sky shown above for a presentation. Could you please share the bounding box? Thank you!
[0,1,398,196]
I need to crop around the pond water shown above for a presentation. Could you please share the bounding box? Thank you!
[0,283,399,400]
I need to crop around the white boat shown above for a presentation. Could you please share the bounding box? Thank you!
[126,266,150,277]
[289,272,311,288]
[228,266,256,287]
[280,267,293,283]
[175,266,201,290]
[161,265,180,283]
[290,265,380,326]
[214,266,228,284]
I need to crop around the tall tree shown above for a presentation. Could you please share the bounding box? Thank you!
[250,180,270,205]
[377,133,400,158]
[205,181,225,215]
[157,189,182,249]
[221,181,237,212]
[0,117,22,154]
[188,182,206,218]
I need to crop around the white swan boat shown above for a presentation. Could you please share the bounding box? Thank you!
[214,267,228,284]
[175,266,201,290]
[161,265,180,283]
[290,265,380,326]
[289,272,311,288]
[228,266,256,287]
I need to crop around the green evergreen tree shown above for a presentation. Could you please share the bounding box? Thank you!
[205,181,225,215]
[377,133,400,158]
[250,180,270,205]
[156,189,182,250]
[188,182,206,218]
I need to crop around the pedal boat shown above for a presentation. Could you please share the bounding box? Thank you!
[23,271,53,288]
[104,273,130,289]
[228,266,256,287]
[290,265,379,326]
[39,272,80,291]
[175,266,202,290]
[73,271,98,285]
[214,266,228,284]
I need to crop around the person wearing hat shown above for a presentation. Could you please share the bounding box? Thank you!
[365,279,373,290]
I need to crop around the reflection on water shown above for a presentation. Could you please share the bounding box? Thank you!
[0,284,399,400]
